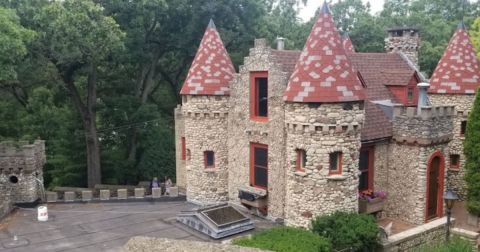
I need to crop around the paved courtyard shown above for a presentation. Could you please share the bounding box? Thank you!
[0,201,267,252]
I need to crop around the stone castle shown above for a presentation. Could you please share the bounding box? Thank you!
[175,2,479,227]
[0,140,46,218]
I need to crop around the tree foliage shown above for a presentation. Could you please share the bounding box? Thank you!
[465,91,480,215]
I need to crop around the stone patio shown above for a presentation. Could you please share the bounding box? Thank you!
[0,201,274,252]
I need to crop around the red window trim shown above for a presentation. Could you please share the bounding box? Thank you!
[425,150,445,222]
[250,143,268,189]
[449,154,460,170]
[181,137,186,160]
[296,149,306,172]
[250,71,269,122]
[359,146,375,192]
[329,152,343,175]
[204,151,215,169]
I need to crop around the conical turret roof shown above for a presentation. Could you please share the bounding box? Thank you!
[283,1,364,102]
[429,21,480,94]
[342,33,355,54]
[180,19,235,96]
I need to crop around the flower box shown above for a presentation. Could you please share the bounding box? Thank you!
[359,197,385,214]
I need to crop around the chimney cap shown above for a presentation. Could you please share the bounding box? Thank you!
[417,82,430,88]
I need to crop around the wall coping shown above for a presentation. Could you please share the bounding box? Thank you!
[452,227,479,239]
[385,217,449,245]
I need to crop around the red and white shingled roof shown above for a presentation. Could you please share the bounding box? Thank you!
[342,33,355,54]
[283,2,364,103]
[180,20,235,96]
[429,22,480,94]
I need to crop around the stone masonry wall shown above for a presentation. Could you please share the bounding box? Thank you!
[0,181,12,219]
[430,94,476,199]
[227,39,288,220]
[385,34,420,68]
[183,96,229,204]
[175,105,186,190]
[373,141,389,193]
[284,102,364,227]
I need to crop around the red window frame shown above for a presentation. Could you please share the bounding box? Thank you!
[449,154,460,170]
[204,151,215,169]
[329,152,343,175]
[407,87,414,103]
[460,121,467,136]
[181,137,186,160]
[250,143,268,189]
[250,72,268,122]
[296,149,306,172]
[358,146,374,192]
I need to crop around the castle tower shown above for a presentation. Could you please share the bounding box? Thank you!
[283,2,366,227]
[428,21,480,199]
[177,19,235,204]
[385,27,420,67]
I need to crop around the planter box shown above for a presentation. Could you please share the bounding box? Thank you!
[359,198,385,214]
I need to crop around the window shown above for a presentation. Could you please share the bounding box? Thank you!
[181,137,186,160]
[250,143,268,189]
[329,152,342,175]
[359,147,374,191]
[250,72,268,121]
[296,149,307,172]
[461,121,467,136]
[204,151,214,169]
[407,88,414,103]
[450,154,460,170]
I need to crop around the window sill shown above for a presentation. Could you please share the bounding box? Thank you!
[294,171,307,177]
[204,168,216,173]
[250,116,269,123]
[239,185,268,197]
[327,174,346,181]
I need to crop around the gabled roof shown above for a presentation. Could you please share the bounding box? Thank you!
[180,19,235,96]
[271,49,301,78]
[429,21,480,94]
[283,1,365,103]
[342,33,355,54]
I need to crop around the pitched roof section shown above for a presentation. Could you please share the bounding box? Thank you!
[283,1,365,103]
[342,33,355,54]
[429,22,480,94]
[180,19,235,96]
[271,49,301,78]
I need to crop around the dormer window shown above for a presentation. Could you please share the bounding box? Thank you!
[250,72,268,121]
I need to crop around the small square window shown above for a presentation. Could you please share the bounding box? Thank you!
[329,152,342,175]
[461,121,467,136]
[204,151,214,168]
[296,149,307,172]
[450,154,460,170]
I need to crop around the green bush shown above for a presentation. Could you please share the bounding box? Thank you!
[414,236,473,252]
[465,91,480,215]
[232,226,331,252]
[311,211,379,252]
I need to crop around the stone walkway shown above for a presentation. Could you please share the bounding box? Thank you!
[0,201,272,252]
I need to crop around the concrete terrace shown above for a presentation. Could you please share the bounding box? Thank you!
[0,201,273,252]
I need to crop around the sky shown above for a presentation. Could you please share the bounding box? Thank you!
[298,0,385,22]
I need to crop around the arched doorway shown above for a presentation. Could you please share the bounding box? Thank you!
[425,151,445,222]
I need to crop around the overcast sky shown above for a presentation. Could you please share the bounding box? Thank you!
[298,0,385,22]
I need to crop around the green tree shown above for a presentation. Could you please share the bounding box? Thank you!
[465,92,480,215]
[470,17,480,59]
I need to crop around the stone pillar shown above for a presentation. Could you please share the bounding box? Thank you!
[175,105,186,190]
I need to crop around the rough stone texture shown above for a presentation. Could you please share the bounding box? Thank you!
[118,189,127,199]
[100,189,110,200]
[152,188,162,198]
[372,141,389,193]
[134,188,145,198]
[46,191,58,202]
[122,237,266,252]
[64,191,75,201]
[0,183,12,219]
[452,227,479,251]
[284,102,365,227]
[430,94,475,199]
[183,95,229,204]
[385,30,420,68]
[82,190,93,201]
[382,217,449,252]
[169,186,179,197]
[227,39,289,220]
[175,105,187,190]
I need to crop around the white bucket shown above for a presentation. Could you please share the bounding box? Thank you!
[37,206,48,222]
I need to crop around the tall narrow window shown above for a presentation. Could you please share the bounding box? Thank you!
[359,147,374,191]
[250,143,268,189]
[407,87,414,103]
[329,152,343,175]
[250,72,268,121]
[450,154,460,170]
[296,149,307,172]
[204,151,215,169]
[181,137,186,160]
[461,121,467,136]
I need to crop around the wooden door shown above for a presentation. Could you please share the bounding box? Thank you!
[426,154,444,221]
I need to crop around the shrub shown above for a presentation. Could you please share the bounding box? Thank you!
[414,236,474,252]
[311,211,379,252]
[232,226,331,252]
[465,91,480,215]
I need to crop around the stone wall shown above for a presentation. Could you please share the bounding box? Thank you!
[373,141,389,193]
[175,105,186,190]
[183,95,230,204]
[284,102,364,227]
[385,33,420,68]
[430,94,476,199]
[227,39,289,220]
[0,181,12,219]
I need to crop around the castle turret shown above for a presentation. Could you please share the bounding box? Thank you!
[385,27,420,67]
[428,21,480,199]
[177,19,234,204]
[283,1,365,227]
